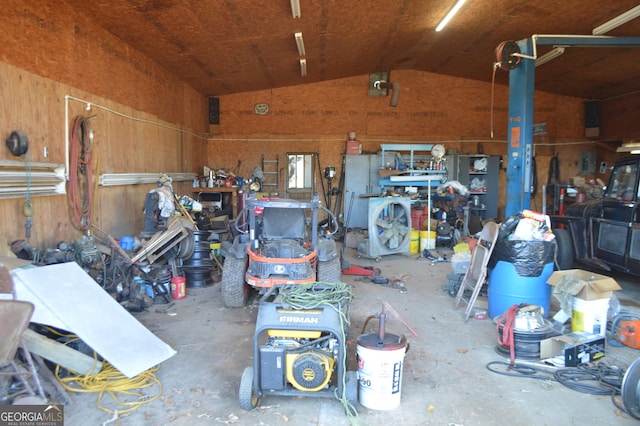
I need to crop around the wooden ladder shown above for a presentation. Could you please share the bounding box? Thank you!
[261,154,279,196]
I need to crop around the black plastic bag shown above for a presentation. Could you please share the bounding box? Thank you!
[488,238,556,277]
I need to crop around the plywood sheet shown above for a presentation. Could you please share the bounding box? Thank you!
[12,262,176,378]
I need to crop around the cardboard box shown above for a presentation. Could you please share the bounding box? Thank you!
[546,269,621,300]
[345,230,367,249]
[540,332,606,367]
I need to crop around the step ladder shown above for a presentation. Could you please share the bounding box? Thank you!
[261,154,279,196]
[454,221,500,322]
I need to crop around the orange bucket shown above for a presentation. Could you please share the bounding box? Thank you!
[171,276,186,300]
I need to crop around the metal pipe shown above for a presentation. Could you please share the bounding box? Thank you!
[377,311,387,346]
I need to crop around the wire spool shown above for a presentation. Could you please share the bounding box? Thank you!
[495,307,558,361]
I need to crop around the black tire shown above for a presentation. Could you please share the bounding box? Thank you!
[239,366,258,410]
[221,255,249,307]
[317,257,342,283]
[554,228,575,270]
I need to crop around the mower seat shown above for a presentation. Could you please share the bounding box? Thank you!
[262,207,306,240]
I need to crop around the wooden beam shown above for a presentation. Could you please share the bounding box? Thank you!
[23,329,102,376]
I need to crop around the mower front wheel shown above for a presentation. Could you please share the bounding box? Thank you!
[221,255,249,308]
[317,257,342,283]
[239,366,259,410]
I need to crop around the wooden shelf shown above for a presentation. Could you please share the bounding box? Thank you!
[193,187,238,218]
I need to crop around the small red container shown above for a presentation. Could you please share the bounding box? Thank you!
[410,210,423,230]
[171,276,186,300]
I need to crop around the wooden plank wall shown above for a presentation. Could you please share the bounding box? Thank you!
[2,0,637,256]
[0,1,208,251]
[210,69,605,219]
[0,62,206,249]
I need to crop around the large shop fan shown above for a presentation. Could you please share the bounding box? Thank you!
[364,197,411,257]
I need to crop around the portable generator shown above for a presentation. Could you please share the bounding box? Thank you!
[238,283,357,412]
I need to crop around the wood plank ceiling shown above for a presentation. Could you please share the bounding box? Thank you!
[65,0,640,101]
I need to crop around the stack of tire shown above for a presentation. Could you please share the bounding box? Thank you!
[182,230,214,288]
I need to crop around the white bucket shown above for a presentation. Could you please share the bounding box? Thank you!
[572,297,610,336]
[356,333,407,410]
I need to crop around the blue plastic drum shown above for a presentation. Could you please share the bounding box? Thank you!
[488,261,554,318]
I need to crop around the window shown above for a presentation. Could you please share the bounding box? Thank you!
[608,164,638,201]
[286,153,315,200]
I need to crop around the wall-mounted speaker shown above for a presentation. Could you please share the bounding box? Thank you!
[584,100,599,138]
[209,97,220,125]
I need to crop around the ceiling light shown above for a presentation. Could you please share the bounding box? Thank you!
[299,59,307,77]
[436,0,468,32]
[535,47,565,67]
[290,0,301,18]
[294,32,306,56]
[593,5,640,35]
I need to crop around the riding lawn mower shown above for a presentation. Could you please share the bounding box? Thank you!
[219,193,357,413]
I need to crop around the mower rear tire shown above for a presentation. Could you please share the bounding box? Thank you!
[317,256,341,283]
[239,366,258,410]
[221,255,249,308]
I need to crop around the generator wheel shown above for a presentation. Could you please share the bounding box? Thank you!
[344,370,359,410]
[239,366,258,410]
[221,255,249,308]
[553,228,575,270]
[317,257,341,283]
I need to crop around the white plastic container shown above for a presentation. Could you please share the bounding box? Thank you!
[451,252,471,274]
[357,333,407,410]
[572,297,611,336]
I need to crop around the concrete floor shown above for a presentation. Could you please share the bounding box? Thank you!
[58,247,640,426]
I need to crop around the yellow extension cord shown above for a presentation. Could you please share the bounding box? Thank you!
[45,327,163,415]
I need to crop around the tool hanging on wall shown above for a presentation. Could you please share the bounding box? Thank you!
[5,130,29,156]
[68,116,95,231]
[324,166,336,211]
[5,130,33,238]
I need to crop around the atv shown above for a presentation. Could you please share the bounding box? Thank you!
[220,193,341,307]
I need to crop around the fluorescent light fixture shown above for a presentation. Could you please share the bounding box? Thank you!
[99,172,196,186]
[294,32,306,56]
[593,5,640,35]
[0,160,66,198]
[300,59,307,76]
[617,142,640,153]
[535,47,565,67]
[290,0,301,18]
[435,0,467,32]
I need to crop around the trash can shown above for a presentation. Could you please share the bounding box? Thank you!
[487,239,556,318]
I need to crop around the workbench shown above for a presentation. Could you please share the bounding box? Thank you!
[193,187,238,218]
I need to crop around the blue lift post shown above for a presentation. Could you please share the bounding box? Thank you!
[505,38,535,218]
[505,35,640,218]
